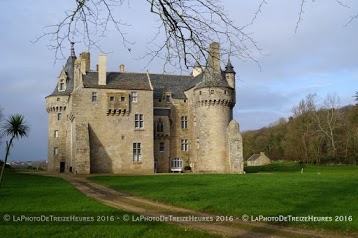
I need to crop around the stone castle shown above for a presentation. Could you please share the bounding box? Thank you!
[46,42,244,174]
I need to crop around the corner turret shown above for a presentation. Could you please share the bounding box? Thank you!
[225,58,236,89]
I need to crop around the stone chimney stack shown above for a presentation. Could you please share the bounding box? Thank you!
[98,54,107,85]
[119,64,125,73]
[207,42,221,74]
[80,52,91,72]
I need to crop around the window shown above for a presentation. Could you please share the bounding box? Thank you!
[181,139,189,151]
[210,89,214,94]
[92,92,97,102]
[121,96,125,102]
[199,91,202,95]
[133,143,142,162]
[166,95,170,103]
[59,79,65,91]
[224,90,227,95]
[109,96,115,101]
[135,114,144,129]
[159,142,164,152]
[57,98,60,101]
[181,116,188,129]
[54,147,59,156]
[54,130,59,138]
[171,158,183,172]
[132,92,137,102]
[57,113,61,120]
[157,119,164,132]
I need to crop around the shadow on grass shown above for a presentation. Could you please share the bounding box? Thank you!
[245,162,304,173]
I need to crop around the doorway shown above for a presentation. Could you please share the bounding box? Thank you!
[60,162,65,173]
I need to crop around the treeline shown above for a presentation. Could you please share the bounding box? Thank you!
[242,93,358,165]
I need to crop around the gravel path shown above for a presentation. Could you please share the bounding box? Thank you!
[56,174,355,238]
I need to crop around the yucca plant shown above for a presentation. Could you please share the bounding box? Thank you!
[0,114,29,188]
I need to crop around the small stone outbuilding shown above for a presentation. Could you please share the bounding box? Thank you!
[247,152,271,166]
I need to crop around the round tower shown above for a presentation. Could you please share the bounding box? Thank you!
[46,43,76,173]
[193,42,235,173]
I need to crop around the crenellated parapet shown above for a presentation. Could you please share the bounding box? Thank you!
[196,99,234,108]
[46,105,67,113]
[194,86,235,109]
[46,96,69,113]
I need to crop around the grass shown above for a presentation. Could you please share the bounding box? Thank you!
[89,165,358,235]
[0,170,219,238]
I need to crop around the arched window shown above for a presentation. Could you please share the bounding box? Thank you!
[157,119,164,132]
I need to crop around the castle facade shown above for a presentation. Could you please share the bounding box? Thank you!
[46,42,244,174]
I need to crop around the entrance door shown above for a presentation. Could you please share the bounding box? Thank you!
[60,162,65,173]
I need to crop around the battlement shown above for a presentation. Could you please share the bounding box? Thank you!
[196,99,234,108]
[46,105,67,113]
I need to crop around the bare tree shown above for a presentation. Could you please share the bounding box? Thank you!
[295,0,358,32]
[36,0,261,70]
[312,94,343,162]
[36,0,357,70]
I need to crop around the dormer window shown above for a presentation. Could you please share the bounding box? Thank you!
[58,69,68,92]
[59,79,65,91]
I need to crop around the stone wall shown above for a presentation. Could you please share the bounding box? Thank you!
[74,122,90,174]
[227,120,244,173]
[70,86,154,174]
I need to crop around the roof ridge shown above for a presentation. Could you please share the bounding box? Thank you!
[86,71,193,77]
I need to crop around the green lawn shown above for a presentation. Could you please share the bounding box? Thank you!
[0,170,219,238]
[89,165,358,235]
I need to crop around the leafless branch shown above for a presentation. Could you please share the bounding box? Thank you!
[36,0,262,70]
[33,0,133,62]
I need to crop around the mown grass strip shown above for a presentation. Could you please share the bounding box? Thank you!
[0,170,220,238]
[89,165,358,235]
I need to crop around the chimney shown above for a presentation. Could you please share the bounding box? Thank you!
[260,152,265,156]
[207,42,221,74]
[80,52,91,72]
[119,64,125,73]
[98,54,107,85]
[80,59,86,75]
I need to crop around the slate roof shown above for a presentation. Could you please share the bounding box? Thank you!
[149,73,193,99]
[83,72,152,91]
[48,55,76,97]
[225,59,235,74]
[247,153,270,162]
[195,70,232,89]
[247,154,261,162]
[48,60,232,99]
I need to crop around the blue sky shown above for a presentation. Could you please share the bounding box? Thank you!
[0,0,357,162]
